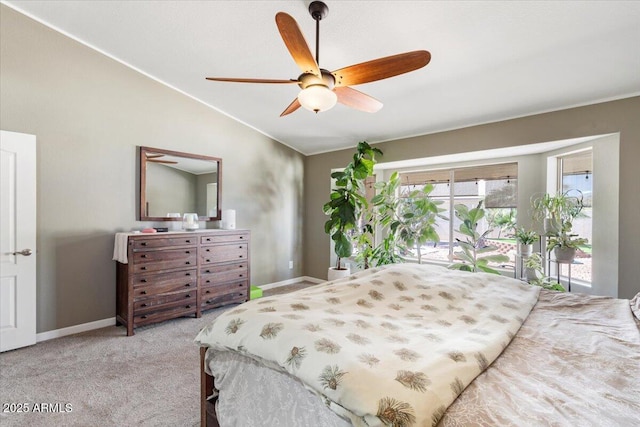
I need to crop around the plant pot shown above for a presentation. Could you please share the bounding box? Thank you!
[525,267,542,282]
[327,266,351,281]
[554,246,576,263]
[518,243,533,257]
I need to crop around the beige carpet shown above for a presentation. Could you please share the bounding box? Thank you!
[0,281,319,427]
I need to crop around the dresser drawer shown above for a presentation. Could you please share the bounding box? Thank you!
[201,279,248,296]
[201,244,247,264]
[134,290,197,314]
[132,270,197,298]
[200,262,248,285]
[201,283,248,311]
[134,304,196,327]
[200,233,248,245]
[133,236,197,250]
[132,248,197,273]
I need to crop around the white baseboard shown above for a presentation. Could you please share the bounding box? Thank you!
[36,317,116,343]
[35,277,323,342]
[258,276,324,291]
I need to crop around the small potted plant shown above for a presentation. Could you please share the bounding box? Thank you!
[523,252,566,291]
[530,190,583,235]
[523,252,544,281]
[547,232,588,263]
[513,227,538,257]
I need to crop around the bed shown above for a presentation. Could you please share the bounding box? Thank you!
[195,264,640,427]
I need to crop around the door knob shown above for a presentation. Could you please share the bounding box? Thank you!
[13,249,32,256]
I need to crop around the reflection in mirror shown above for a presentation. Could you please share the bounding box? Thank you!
[139,146,222,221]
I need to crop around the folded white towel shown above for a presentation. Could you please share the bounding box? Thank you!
[113,233,131,264]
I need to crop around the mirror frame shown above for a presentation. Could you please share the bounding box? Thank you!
[139,146,222,221]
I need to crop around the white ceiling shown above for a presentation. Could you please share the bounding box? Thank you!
[4,1,640,155]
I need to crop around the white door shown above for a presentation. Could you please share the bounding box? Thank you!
[0,130,37,352]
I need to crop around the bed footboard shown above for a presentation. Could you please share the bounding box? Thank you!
[200,346,220,427]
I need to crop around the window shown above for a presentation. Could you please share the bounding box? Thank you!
[557,150,593,283]
[398,163,518,270]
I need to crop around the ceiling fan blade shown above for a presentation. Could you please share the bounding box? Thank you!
[147,159,178,164]
[334,87,383,113]
[332,50,431,87]
[145,154,165,159]
[280,98,302,117]
[275,12,320,77]
[206,77,298,84]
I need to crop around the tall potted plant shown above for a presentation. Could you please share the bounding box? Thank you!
[448,201,510,275]
[323,141,382,280]
[371,172,446,264]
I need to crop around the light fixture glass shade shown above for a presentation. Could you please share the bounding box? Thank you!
[297,84,337,113]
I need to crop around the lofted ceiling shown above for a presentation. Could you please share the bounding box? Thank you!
[4,1,640,155]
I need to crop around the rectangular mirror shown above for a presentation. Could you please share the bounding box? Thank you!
[139,146,222,221]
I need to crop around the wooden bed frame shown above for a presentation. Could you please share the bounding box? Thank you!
[200,346,219,427]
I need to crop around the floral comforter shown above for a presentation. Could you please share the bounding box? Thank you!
[195,264,540,427]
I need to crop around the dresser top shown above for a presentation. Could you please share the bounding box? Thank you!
[113,229,249,264]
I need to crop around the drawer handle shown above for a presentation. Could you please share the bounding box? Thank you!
[185,261,191,265]
[239,274,243,277]
[239,236,244,239]
[185,272,191,276]
[205,290,211,294]
[239,255,243,258]
[141,315,147,319]
[141,279,147,283]
[206,280,211,284]
[185,250,190,254]
[206,300,213,304]
[238,245,243,249]
[141,267,147,270]
[186,239,191,243]
[206,249,211,252]
[141,242,147,246]
[186,305,191,309]
[186,294,192,298]
[141,254,147,258]
[185,283,191,287]
[206,259,211,263]
[141,290,147,295]
[206,238,211,242]
[141,303,147,308]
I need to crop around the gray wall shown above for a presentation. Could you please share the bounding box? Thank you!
[146,162,197,216]
[1,6,305,333]
[196,172,218,217]
[304,97,640,300]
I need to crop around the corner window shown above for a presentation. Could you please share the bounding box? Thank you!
[557,150,592,283]
[399,163,518,270]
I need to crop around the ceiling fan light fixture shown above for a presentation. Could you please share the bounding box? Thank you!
[206,2,430,117]
[297,84,337,113]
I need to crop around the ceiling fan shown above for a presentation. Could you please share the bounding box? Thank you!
[205,1,431,116]
[146,153,177,164]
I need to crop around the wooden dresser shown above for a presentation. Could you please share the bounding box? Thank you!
[116,230,250,336]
